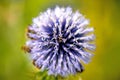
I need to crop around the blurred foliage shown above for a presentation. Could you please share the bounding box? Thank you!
[0,0,120,80]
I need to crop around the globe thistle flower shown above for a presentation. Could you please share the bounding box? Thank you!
[24,6,95,77]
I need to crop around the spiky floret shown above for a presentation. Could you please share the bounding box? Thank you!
[25,6,95,77]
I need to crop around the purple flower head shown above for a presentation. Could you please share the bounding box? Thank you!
[24,6,95,77]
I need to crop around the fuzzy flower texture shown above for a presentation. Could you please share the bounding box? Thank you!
[25,6,95,77]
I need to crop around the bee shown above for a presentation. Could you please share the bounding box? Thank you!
[21,45,31,53]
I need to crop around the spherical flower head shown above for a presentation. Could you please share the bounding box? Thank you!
[24,6,95,77]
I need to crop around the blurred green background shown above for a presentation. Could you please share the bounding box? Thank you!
[0,0,120,80]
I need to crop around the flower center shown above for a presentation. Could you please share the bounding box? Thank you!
[58,36,63,43]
